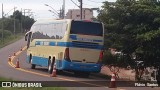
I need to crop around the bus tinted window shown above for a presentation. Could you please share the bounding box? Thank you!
[70,21,103,36]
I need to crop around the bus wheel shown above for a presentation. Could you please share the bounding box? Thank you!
[48,57,54,74]
[31,64,36,69]
[29,54,32,63]
[29,54,36,69]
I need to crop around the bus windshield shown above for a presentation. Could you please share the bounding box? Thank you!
[70,21,103,36]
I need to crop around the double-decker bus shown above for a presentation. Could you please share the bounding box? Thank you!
[25,19,104,77]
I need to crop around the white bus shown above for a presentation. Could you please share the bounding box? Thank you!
[25,19,104,76]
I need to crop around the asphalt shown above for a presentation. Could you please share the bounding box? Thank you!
[0,37,27,80]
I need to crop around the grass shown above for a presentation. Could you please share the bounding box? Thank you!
[0,33,24,49]
[0,77,13,81]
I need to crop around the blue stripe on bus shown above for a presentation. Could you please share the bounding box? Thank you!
[35,41,41,45]
[69,35,103,42]
[35,41,56,46]
[93,40,103,42]
[69,35,77,40]
[35,41,103,50]
[57,42,103,50]
[32,56,48,67]
[26,56,48,67]
[49,42,55,46]
[26,55,101,73]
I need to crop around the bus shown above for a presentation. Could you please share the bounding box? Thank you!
[25,19,104,76]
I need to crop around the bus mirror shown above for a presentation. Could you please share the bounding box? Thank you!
[25,34,28,41]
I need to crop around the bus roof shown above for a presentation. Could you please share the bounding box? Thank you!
[33,19,71,25]
[33,19,101,25]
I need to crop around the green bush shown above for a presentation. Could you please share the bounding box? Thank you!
[0,30,12,38]
[102,50,117,65]
[102,50,135,68]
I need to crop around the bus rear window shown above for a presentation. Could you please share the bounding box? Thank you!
[70,21,103,36]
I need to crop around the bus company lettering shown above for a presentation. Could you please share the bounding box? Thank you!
[28,83,42,87]
[12,82,42,87]
[12,82,27,87]
[77,38,93,42]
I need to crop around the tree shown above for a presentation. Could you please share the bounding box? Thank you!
[21,16,34,31]
[0,10,35,41]
[0,18,20,33]
[11,10,22,21]
[11,10,35,32]
[98,0,160,67]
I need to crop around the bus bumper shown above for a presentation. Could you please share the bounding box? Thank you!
[60,60,101,73]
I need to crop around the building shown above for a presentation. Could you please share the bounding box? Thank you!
[65,8,93,20]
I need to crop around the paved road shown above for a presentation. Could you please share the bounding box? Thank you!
[0,38,159,90]
[0,37,26,80]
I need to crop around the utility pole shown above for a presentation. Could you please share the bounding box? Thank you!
[80,0,82,20]
[78,0,82,20]
[62,0,65,19]
[1,4,4,44]
[59,7,62,19]
[23,9,31,32]
[21,8,23,34]
[14,6,16,38]
[23,9,31,16]
[23,9,25,33]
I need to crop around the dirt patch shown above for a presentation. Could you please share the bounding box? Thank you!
[100,66,135,81]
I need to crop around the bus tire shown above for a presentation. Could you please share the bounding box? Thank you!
[31,64,36,69]
[29,54,32,63]
[29,54,36,69]
[48,58,54,74]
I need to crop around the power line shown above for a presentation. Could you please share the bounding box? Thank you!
[48,10,59,18]
[79,0,83,20]
[70,0,82,19]
[87,0,103,3]
[70,0,95,8]
[73,0,78,9]
[70,0,80,8]
[83,3,97,7]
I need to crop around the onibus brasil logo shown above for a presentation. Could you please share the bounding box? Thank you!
[1,82,42,87]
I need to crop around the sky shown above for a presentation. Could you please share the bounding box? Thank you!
[0,0,116,20]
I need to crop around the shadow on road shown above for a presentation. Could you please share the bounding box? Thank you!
[34,67,110,79]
